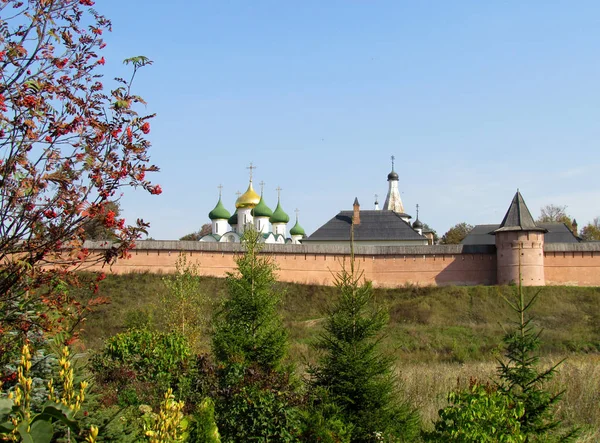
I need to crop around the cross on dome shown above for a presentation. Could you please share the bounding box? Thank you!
[246,162,257,181]
[276,186,282,199]
[217,184,223,198]
[391,155,395,171]
[259,180,265,194]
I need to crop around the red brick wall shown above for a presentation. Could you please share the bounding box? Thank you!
[544,251,600,286]
[82,249,497,287]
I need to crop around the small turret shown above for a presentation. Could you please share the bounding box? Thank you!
[290,209,305,244]
[383,155,405,213]
[208,186,231,236]
[494,190,547,286]
[353,197,360,225]
[270,186,289,237]
[252,182,273,233]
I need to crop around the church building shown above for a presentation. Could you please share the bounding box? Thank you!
[304,158,434,246]
[199,163,306,244]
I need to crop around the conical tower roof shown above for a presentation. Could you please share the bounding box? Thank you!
[208,197,231,220]
[494,191,547,233]
[270,199,289,224]
[252,195,273,218]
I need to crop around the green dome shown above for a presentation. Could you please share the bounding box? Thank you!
[208,198,231,220]
[251,196,273,218]
[290,220,305,236]
[270,200,289,224]
[228,210,238,226]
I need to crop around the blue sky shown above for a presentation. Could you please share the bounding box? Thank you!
[97,1,600,239]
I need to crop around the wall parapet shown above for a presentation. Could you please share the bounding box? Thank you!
[544,242,600,252]
[83,240,496,256]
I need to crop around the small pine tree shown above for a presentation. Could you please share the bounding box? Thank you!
[309,237,420,442]
[212,228,287,372]
[497,267,577,441]
[211,227,301,442]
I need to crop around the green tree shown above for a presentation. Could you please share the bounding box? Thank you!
[497,282,576,441]
[162,253,207,351]
[580,217,600,241]
[309,250,420,442]
[211,227,301,442]
[440,223,474,244]
[537,204,573,231]
[180,223,212,241]
[426,380,525,442]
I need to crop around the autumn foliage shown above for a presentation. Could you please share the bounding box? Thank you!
[0,0,159,373]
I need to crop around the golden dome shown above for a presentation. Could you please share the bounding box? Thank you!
[235,182,261,208]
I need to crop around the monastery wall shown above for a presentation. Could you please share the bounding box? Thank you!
[82,241,497,287]
[80,241,600,287]
[543,243,600,286]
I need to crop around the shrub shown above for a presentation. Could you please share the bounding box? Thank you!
[91,329,191,407]
[426,379,525,442]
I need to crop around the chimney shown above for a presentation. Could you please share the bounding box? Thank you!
[572,218,578,236]
[353,197,360,225]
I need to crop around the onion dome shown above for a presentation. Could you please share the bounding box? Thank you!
[228,210,238,226]
[290,219,305,236]
[387,170,399,181]
[270,200,289,224]
[251,195,273,218]
[235,182,260,209]
[412,219,423,229]
[208,198,231,221]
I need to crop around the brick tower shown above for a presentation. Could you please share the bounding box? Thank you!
[494,191,547,286]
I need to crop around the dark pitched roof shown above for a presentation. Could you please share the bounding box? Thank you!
[462,223,579,245]
[494,191,546,233]
[304,210,425,242]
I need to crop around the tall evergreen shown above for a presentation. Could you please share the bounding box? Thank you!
[497,269,576,441]
[212,228,287,371]
[309,238,419,442]
[211,227,301,442]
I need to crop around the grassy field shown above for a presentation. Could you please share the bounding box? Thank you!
[75,272,600,440]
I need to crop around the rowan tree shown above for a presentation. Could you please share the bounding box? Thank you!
[440,222,473,244]
[0,0,159,373]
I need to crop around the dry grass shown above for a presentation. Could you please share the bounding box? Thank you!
[400,355,600,441]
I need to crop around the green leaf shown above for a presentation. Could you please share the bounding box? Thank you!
[0,398,13,417]
[17,422,34,443]
[36,403,80,434]
[29,420,53,443]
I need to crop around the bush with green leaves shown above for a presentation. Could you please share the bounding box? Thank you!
[90,329,191,407]
[426,379,525,442]
[309,252,420,442]
[211,228,301,442]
